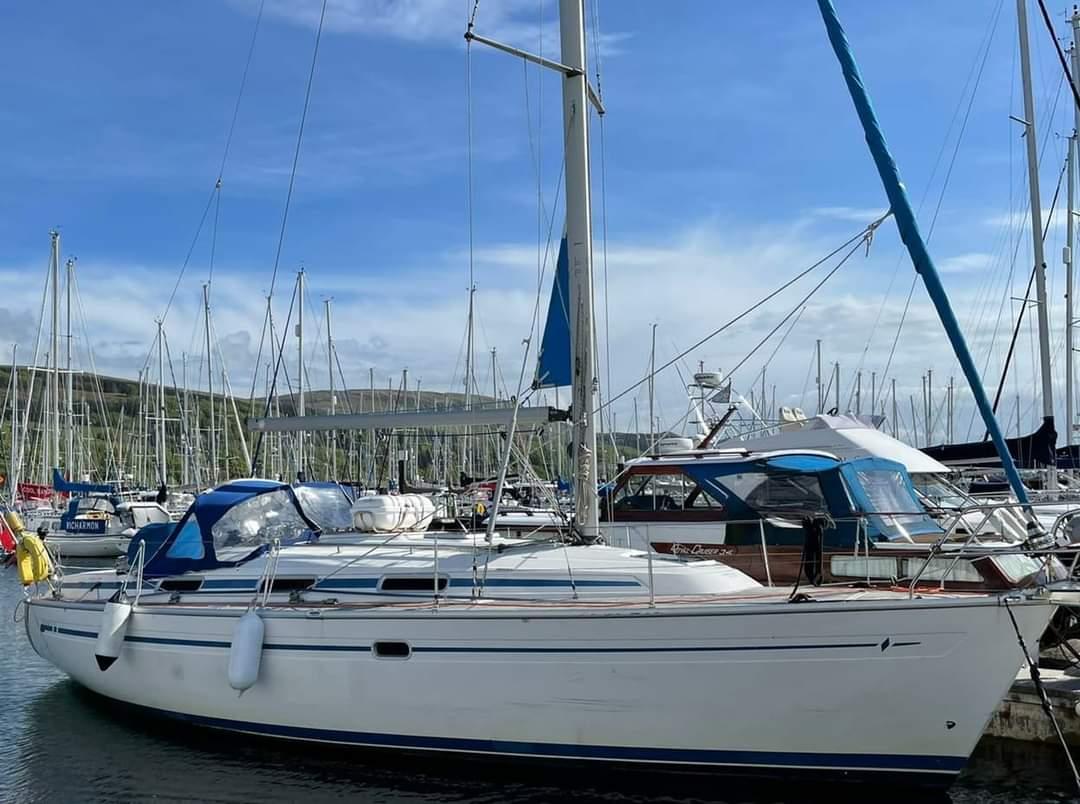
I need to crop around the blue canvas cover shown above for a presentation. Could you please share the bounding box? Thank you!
[141,479,319,578]
[681,453,940,545]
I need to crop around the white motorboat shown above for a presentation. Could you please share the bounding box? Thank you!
[45,495,172,558]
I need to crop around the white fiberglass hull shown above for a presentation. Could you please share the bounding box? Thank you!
[26,592,1050,786]
[45,533,129,558]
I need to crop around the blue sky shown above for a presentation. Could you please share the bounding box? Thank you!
[1,0,1078,445]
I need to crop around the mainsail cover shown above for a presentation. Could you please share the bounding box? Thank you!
[534,235,570,389]
[52,467,115,495]
[922,417,1057,469]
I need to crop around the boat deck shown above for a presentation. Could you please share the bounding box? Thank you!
[75,581,1005,617]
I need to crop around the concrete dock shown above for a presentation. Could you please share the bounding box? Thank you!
[986,667,1080,745]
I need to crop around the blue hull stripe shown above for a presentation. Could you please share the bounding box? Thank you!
[41,624,369,653]
[448,578,642,588]
[38,623,914,655]
[130,704,967,774]
[413,642,881,654]
[63,578,642,594]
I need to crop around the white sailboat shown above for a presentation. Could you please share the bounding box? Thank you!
[21,0,1064,788]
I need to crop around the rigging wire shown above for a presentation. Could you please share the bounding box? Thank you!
[965,81,1066,438]
[1035,0,1080,112]
[596,214,891,417]
[876,0,1004,396]
[249,278,300,473]
[986,127,1069,431]
[588,0,616,468]
[743,306,807,410]
[208,0,264,294]
[154,0,266,337]
[245,0,328,422]
[265,0,327,303]
[463,0,481,410]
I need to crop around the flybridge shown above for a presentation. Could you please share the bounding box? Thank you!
[246,405,569,433]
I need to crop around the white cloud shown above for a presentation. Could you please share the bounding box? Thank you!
[811,205,888,223]
[939,252,993,274]
[231,0,630,56]
[982,208,1065,235]
[2,210,1069,453]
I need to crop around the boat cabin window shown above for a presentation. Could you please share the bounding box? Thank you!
[211,490,310,554]
[722,472,827,515]
[610,472,718,512]
[166,518,205,560]
[853,468,931,537]
[75,496,116,515]
[294,485,353,532]
[910,473,971,510]
[128,505,172,529]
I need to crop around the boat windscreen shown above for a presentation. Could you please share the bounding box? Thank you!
[294,485,353,531]
[852,467,940,540]
[910,473,971,510]
[211,489,311,554]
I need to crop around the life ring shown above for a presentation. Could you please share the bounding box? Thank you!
[16,531,53,585]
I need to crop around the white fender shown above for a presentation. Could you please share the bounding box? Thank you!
[94,600,133,671]
[228,609,265,692]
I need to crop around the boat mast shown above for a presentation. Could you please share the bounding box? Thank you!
[156,320,166,485]
[891,377,898,438]
[815,339,822,413]
[203,283,216,485]
[464,283,475,479]
[369,367,375,487]
[648,323,656,450]
[49,230,60,481]
[64,257,74,478]
[181,352,190,487]
[1069,10,1080,452]
[326,297,336,480]
[1017,0,1057,486]
[9,344,17,501]
[560,0,598,538]
[296,268,305,480]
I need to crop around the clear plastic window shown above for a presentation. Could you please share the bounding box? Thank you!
[294,485,353,531]
[611,472,716,512]
[211,490,310,554]
[857,469,924,515]
[855,469,937,539]
[726,472,826,514]
[130,506,171,529]
[77,497,116,515]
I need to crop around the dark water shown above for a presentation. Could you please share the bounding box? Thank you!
[2,566,1077,804]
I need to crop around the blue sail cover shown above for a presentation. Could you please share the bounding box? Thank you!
[534,235,571,389]
[52,467,115,495]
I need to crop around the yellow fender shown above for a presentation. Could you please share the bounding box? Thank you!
[4,511,24,533]
[8,513,53,585]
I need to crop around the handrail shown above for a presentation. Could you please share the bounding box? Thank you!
[119,538,146,605]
